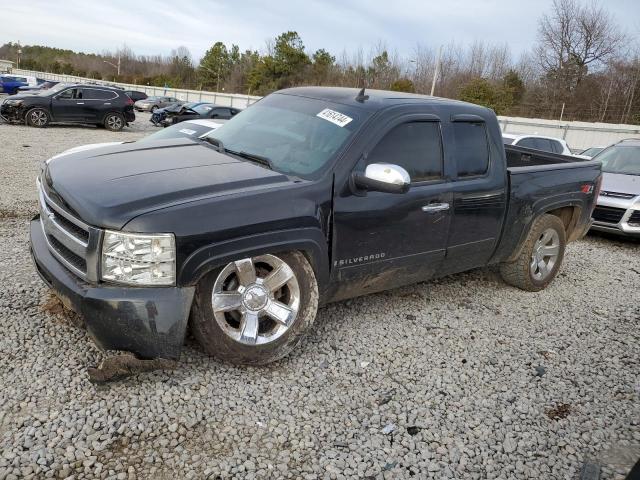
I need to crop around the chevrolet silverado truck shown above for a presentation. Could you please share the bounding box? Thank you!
[30,87,602,365]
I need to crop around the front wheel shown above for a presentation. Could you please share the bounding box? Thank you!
[104,113,124,131]
[25,108,50,128]
[191,251,319,365]
[500,214,566,291]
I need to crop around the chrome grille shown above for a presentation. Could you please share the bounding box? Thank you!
[37,178,102,281]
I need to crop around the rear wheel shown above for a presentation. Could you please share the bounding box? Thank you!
[104,113,124,131]
[25,108,50,128]
[191,252,318,365]
[500,214,566,291]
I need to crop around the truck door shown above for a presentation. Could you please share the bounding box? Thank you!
[440,116,507,275]
[332,117,452,298]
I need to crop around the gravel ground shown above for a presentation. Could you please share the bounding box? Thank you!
[0,119,639,479]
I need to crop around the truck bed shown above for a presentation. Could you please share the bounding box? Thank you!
[505,144,584,169]
[491,146,602,265]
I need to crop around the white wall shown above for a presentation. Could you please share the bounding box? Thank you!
[498,116,640,151]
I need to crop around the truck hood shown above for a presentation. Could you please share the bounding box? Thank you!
[44,138,292,229]
[601,172,640,196]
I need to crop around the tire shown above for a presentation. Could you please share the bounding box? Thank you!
[25,108,50,128]
[104,113,124,131]
[191,251,319,365]
[500,214,566,292]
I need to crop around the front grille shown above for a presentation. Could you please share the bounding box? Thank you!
[47,235,87,272]
[592,206,626,224]
[600,191,635,200]
[629,210,640,226]
[48,206,90,243]
[37,178,101,281]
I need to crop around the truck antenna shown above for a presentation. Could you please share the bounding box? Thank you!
[355,87,369,103]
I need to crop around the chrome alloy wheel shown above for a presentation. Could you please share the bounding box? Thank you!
[211,254,300,345]
[530,228,560,281]
[30,110,47,126]
[106,115,123,130]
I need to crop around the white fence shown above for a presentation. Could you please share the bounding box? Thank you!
[12,69,261,109]
[498,116,640,151]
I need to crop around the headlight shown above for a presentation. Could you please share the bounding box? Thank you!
[5,99,23,106]
[101,230,176,286]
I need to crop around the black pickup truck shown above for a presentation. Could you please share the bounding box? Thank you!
[30,87,602,364]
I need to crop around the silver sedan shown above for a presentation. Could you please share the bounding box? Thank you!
[590,139,640,237]
[134,96,183,112]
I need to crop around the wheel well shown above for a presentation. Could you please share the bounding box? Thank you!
[546,206,582,241]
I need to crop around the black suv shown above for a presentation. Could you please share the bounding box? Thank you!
[0,83,135,131]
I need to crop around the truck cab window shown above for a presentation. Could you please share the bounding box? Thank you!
[453,122,489,177]
[367,122,443,182]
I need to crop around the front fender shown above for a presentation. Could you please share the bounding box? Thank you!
[178,227,330,292]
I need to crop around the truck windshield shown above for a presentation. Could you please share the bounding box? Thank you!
[204,93,368,178]
[596,146,640,176]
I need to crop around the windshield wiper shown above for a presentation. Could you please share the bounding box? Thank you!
[201,136,225,152]
[225,149,274,170]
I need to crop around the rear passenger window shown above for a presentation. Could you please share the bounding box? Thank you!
[81,89,115,100]
[367,122,443,182]
[550,140,563,154]
[453,122,489,177]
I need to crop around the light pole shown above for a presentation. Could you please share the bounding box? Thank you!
[200,65,222,92]
[430,45,443,97]
[103,54,121,76]
[16,48,22,69]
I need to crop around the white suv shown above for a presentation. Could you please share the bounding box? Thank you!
[503,133,573,156]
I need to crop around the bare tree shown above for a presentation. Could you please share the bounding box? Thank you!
[537,0,626,88]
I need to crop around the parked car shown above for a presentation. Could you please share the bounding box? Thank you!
[579,146,606,159]
[0,83,135,131]
[502,133,573,156]
[30,87,601,364]
[0,74,38,94]
[151,102,241,126]
[589,139,640,237]
[18,80,59,93]
[46,119,226,162]
[134,96,182,112]
[1,75,28,95]
[124,90,148,102]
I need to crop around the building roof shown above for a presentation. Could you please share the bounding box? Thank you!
[0,59,15,64]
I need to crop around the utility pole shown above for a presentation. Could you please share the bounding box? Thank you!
[559,102,565,121]
[103,53,121,76]
[430,45,443,96]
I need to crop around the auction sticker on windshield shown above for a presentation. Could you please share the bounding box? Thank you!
[179,128,197,135]
[316,108,353,127]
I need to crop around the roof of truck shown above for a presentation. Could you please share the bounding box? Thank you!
[276,86,488,113]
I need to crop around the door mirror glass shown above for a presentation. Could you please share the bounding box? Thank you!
[354,163,411,194]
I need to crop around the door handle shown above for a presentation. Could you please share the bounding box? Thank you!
[76,102,84,105]
[421,203,450,213]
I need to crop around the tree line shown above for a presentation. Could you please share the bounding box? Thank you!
[1,0,638,124]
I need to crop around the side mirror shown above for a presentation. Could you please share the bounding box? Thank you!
[353,163,411,194]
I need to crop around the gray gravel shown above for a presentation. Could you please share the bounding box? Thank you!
[0,119,639,479]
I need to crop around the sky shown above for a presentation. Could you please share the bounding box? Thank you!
[1,0,639,62]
